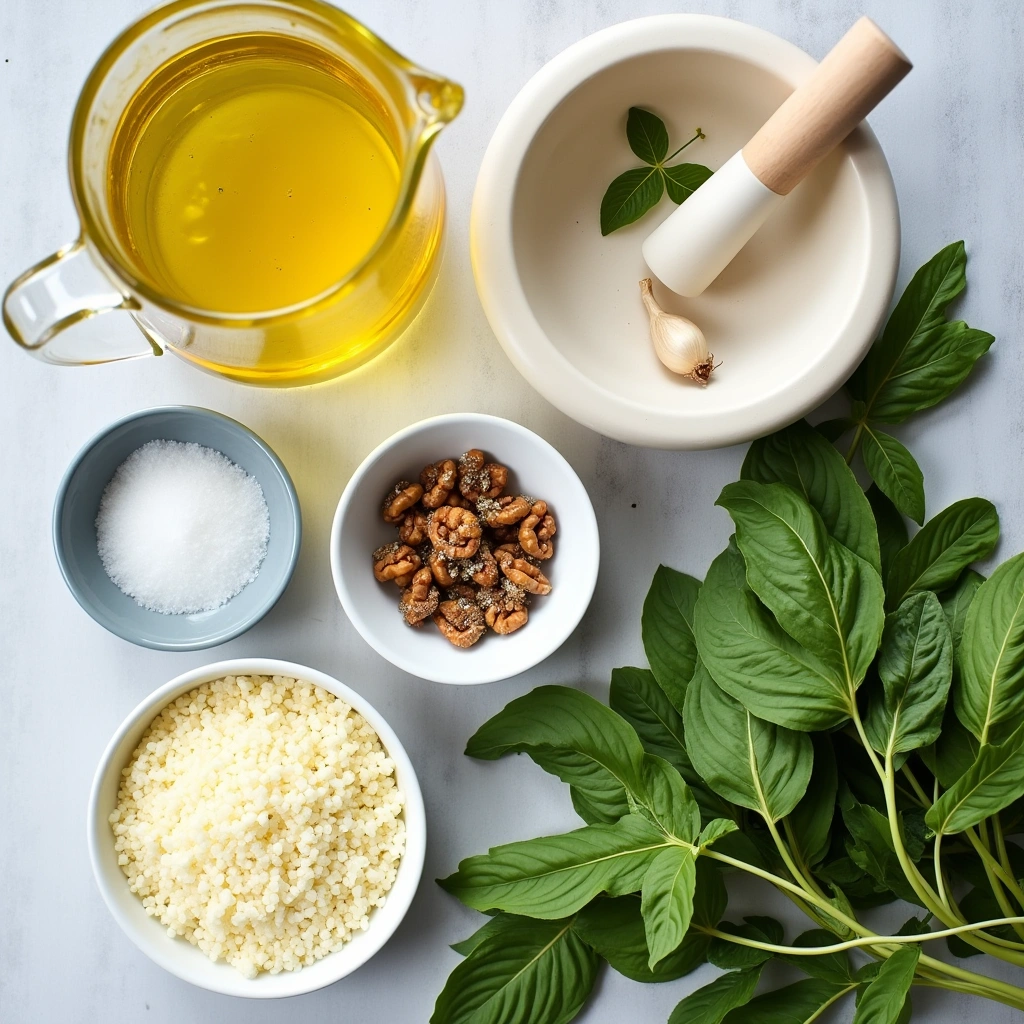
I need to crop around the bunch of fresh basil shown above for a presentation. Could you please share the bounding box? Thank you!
[431,243,1024,1024]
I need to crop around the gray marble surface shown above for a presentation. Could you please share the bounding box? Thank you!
[3,0,1024,1021]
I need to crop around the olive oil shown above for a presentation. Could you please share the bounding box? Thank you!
[109,35,401,314]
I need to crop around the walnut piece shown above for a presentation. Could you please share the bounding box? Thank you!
[485,603,529,634]
[398,507,430,546]
[382,481,424,523]
[470,541,500,587]
[433,598,486,648]
[427,548,456,586]
[446,583,477,603]
[399,568,439,625]
[490,522,520,545]
[479,581,530,635]
[518,500,556,560]
[420,459,457,509]
[458,449,508,501]
[496,544,552,595]
[428,505,482,559]
[478,494,532,527]
[373,543,421,586]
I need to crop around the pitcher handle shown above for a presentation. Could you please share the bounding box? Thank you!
[3,239,161,365]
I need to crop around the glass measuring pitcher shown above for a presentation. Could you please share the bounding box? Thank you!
[2,0,463,386]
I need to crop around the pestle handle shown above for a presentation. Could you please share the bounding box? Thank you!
[742,17,911,196]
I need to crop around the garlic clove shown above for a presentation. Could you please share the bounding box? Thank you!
[639,278,717,386]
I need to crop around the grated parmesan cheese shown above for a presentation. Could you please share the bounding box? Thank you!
[110,674,405,977]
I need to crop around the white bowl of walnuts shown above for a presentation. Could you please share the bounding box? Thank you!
[330,413,599,684]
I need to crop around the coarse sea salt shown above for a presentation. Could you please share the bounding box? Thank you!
[95,439,270,614]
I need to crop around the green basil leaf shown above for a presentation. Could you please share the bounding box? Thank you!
[692,858,730,925]
[431,915,598,1024]
[834,733,887,809]
[945,884,1017,957]
[852,241,993,423]
[722,978,853,1023]
[867,485,908,582]
[854,961,882,983]
[610,666,691,775]
[871,242,966,366]
[942,852,990,891]
[451,915,508,956]
[568,786,608,825]
[610,665,733,824]
[573,860,726,983]
[684,663,812,822]
[695,543,850,731]
[842,800,925,906]
[639,754,701,842]
[886,498,999,611]
[572,898,690,983]
[641,566,702,709]
[697,818,739,849]
[817,862,895,911]
[668,966,763,1024]
[902,808,927,860]
[438,814,670,918]
[718,480,884,691]
[600,166,663,235]
[851,945,918,1024]
[663,162,713,203]
[465,685,644,823]
[931,706,980,788]
[708,827,770,872]
[926,721,1024,835]
[741,419,881,571]
[957,552,1024,743]
[464,684,700,836]
[860,427,925,525]
[708,915,783,970]
[641,847,697,968]
[865,592,953,757]
[1001,803,1024,836]
[780,928,854,983]
[626,106,669,164]
[896,915,931,936]
[807,879,865,938]
[867,320,994,424]
[815,418,853,442]
[818,856,870,890]
[785,734,838,870]
[940,569,985,653]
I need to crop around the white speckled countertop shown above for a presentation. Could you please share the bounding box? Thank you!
[2,1,1023,1020]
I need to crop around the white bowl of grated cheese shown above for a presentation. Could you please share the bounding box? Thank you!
[87,658,425,997]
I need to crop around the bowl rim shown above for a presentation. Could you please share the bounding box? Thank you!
[51,405,302,651]
[470,13,900,449]
[330,412,600,684]
[87,657,427,998]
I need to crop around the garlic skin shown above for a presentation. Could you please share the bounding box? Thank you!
[639,278,716,386]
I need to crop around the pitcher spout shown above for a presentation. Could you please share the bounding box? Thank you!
[408,70,465,133]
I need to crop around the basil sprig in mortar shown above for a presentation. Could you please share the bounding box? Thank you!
[600,107,711,234]
[431,244,1024,1024]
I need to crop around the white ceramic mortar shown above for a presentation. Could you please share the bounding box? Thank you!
[472,14,900,449]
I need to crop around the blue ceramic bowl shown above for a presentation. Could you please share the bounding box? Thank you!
[53,407,301,651]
